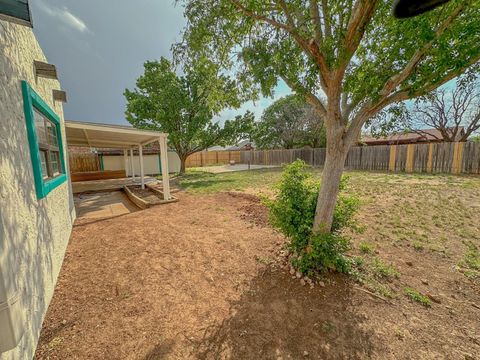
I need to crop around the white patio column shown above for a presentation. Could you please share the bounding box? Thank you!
[159,136,171,200]
[130,147,135,181]
[139,144,145,189]
[123,149,128,177]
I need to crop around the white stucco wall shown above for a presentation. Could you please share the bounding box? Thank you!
[102,152,181,175]
[0,20,75,359]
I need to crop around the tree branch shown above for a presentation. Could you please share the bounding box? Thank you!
[281,75,327,117]
[380,2,467,96]
[309,0,323,45]
[344,55,480,147]
[320,0,331,38]
[337,0,378,78]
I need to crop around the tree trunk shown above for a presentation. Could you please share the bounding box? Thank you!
[179,155,187,174]
[313,145,349,232]
[312,118,350,233]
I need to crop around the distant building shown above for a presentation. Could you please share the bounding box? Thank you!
[227,140,255,151]
[361,128,465,146]
[207,145,228,151]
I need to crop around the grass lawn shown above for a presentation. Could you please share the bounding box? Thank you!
[180,168,480,282]
[36,168,480,359]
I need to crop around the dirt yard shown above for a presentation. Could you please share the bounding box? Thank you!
[35,170,480,359]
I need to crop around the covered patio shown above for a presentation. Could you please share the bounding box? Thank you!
[65,120,171,200]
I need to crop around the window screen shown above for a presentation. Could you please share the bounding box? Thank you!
[33,108,63,179]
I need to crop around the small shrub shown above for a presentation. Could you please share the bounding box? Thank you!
[266,160,359,275]
[405,287,431,307]
[459,242,480,280]
[359,242,374,254]
[371,258,400,280]
[412,241,424,251]
[462,242,480,271]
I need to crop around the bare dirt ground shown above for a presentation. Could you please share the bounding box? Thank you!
[35,171,480,359]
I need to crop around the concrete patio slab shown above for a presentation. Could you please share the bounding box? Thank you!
[74,191,139,220]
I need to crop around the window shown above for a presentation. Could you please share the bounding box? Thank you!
[0,0,32,27]
[22,81,67,199]
[33,108,62,178]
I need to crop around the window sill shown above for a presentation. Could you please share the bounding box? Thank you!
[40,173,67,199]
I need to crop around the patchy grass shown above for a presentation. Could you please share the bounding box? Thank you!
[404,288,432,307]
[359,242,375,254]
[459,241,480,280]
[370,258,400,280]
[178,168,285,193]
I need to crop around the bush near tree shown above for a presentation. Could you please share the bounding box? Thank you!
[266,160,359,274]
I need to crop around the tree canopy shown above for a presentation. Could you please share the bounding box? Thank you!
[177,0,480,231]
[124,57,252,172]
[253,94,326,149]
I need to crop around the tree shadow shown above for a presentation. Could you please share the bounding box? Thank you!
[143,340,176,360]
[194,268,375,360]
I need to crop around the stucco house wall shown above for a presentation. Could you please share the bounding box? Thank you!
[0,20,75,360]
[102,152,181,175]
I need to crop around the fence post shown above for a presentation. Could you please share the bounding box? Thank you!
[452,142,464,174]
[405,144,415,172]
[426,143,434,173]
[389,145,397,172]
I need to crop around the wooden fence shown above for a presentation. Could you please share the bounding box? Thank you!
[69,152,100,173]
[238,142,480,174]
[185,150,241,168]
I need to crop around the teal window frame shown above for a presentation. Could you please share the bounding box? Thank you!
[21,80,67,199]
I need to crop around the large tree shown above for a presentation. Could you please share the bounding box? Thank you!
[124,57,251,173]
[177,0,480,232]
[254,94,326,149]
[405,75,480,141]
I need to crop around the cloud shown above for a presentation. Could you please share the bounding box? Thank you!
[38,0,90,33]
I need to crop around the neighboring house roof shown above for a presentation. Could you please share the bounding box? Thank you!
[207,145,228,151]
[361,127,465,145]
[227,140,255,150]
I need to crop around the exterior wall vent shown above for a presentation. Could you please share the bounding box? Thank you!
[34,60,58,80]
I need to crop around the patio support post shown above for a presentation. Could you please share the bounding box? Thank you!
[139,144,145,189]
[130,147,135,181]
[124,149,128,177]
[159,136,171,200]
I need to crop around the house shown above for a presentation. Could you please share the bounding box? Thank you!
[0,5,75,359]
[360,128,466,146]
[227,139,255,151]
[0,4,171,359]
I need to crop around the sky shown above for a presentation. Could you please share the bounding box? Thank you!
[31,0,290,126]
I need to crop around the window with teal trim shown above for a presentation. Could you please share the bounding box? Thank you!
[21,81,67,199]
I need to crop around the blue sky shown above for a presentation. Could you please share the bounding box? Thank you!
[31,0,290,125]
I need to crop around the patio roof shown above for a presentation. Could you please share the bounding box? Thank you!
[65,120,166,149]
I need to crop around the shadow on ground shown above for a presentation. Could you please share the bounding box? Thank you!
[194,267,376,360]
